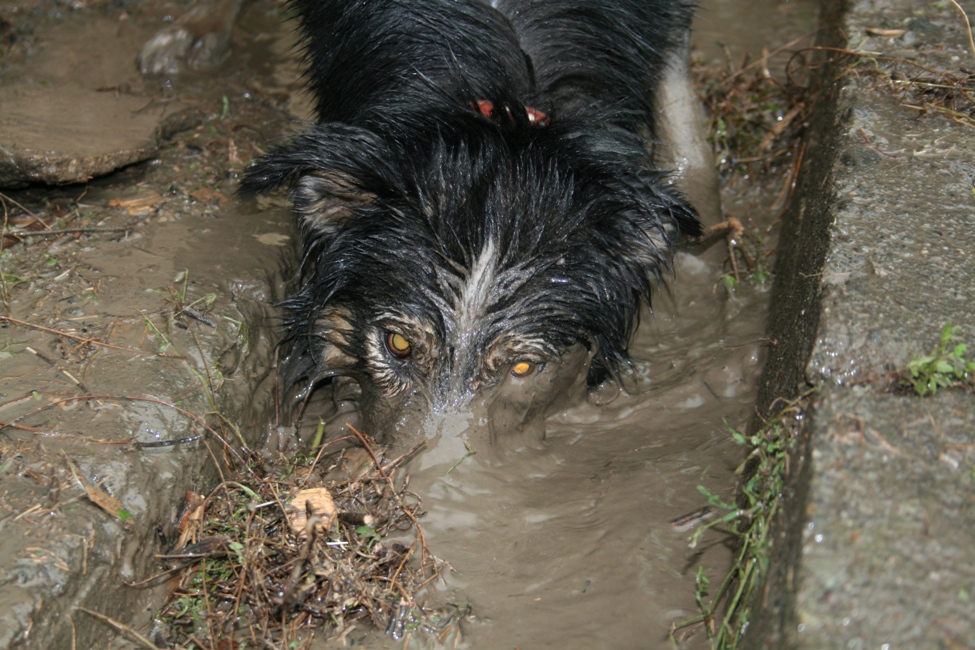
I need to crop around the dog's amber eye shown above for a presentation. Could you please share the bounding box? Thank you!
[385,332,412,359]
[511,361,535,377]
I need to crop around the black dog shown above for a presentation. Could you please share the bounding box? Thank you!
[241,0,702,448]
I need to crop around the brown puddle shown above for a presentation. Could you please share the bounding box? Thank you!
[0,0,819,647]
[694,0,820,67]
[394,253,769,648]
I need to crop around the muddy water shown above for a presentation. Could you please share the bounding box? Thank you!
[392,255,765,649]
[694,0,820,66]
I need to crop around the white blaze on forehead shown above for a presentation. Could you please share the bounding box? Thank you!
[455,239,498,336]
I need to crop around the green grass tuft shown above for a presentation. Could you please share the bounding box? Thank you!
[671,398,806,648]
[902,324,975,396]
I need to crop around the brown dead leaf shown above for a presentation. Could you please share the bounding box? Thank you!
[85,484,128,520]
[177,492,206,531]
[865,27,906,37]
[176,491,206,547]
[189,187,228,205]
[108,192,162,216]
[287,487,337,538]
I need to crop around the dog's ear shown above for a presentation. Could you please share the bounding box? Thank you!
[239,124,398,236]
[290,170,377,236]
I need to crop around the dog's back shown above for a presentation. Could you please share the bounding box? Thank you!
[493,0,692,131]
[291,0,692,134]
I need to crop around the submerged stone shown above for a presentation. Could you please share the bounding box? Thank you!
[0,84,195,188]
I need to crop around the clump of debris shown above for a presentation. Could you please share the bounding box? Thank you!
[694,49,814,190]
[150,434,469,649]
[690,50,815,288]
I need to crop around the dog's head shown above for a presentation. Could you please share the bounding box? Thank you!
[242,108,699,448]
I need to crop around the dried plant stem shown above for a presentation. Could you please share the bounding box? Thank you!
[949,0,975,59]
[74,607,158,650]
[0,316,184,358]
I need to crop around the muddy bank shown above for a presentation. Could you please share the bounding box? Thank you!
[0,200,284,648]
[0,2,189,187]
[0,2,299,646]
[747,0,975,647]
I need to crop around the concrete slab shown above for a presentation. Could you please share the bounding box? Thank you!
[799,387,974,646]
[748,0,975,647]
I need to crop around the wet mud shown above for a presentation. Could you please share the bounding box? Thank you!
[0,3,299,646]
[0,0,817,647]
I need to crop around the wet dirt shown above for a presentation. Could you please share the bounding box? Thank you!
[0,0,818,647]
[0,2,299,646]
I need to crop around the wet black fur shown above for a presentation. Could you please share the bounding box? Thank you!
[241,0,701,391]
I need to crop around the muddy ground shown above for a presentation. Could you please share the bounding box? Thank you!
[0,0,817,647]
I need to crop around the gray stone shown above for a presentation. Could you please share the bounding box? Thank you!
[0,83,196,188]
